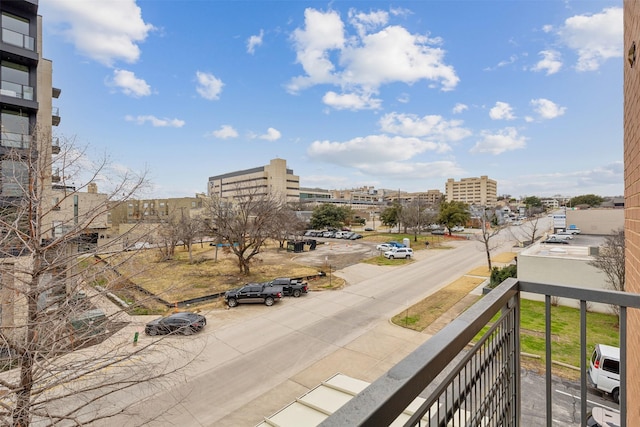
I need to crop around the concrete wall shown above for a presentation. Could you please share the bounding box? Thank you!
[517,243,611,313]
[565,209,624,235]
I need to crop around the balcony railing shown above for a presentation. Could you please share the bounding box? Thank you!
[51,137,60,154]
[322,279,640,427]
[52,107,60,126]
[1,27,35,50]
[0,132,30,149]
[0,81,34,100]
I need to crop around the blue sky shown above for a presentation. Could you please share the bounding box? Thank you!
[39,0,623,199]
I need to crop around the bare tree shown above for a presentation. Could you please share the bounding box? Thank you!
[178,213,204,264]
[0,137,199,426]
[204,187,280,275]
[516,215,545,245]
[589,229,625,316]
[157,215,180,261]
[270,206,306,249]
[474,208,504,272]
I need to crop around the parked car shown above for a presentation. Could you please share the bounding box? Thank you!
[588,344,620,403]
[376,243,392,251]
[364,227,374,231]
[586,406,620,427]
[431,229,446,235]
[549,233,572,240]
[542,237,569,244]
[387,241,405,248]
[145,312,206,336]
[560,227,581,235]
[224,283,283,307]
[451,225,465,232]
[348,233,363,240]
[384,248,413,259]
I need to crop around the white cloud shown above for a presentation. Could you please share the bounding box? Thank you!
[109,69,151,97]
[503,162,623,197]
[348,9,389,38]
[247,30,264,54]
[355,160,465,179]
[452,103,468,114]
[259,128,282,141]
[470,127,527,155]
[125,115,185,128]
[196,71,224,100]
[531,50,562,75]
[397,93,410,103]
[45,0,154,66]
[307,134,443,166]
[288,8,345,91]
[322,91,382,110]
[484,55,521,72]
[557,7,622,72]
[530,98,566,119]
[288,8,459,109]
[379,112,471,144]
[208,125,238,139]
[489,102,516,120]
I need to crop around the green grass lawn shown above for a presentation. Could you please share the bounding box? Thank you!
[482,299,619,368]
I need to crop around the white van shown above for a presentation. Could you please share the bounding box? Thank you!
[588,344,620,403]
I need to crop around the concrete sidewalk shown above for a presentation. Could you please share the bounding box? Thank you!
[217,262,487,426]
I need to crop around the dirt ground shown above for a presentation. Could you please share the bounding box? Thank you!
[272,239,377,271]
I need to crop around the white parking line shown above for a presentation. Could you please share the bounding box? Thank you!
[555,390,620,413]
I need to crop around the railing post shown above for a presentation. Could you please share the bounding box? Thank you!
[545,295,552,427]
[514,292,521,425]
[580,300,587,426]
[620,306,627,427]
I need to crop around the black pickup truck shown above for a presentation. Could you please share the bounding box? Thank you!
[224,283,283,307]
[267,277,308,297]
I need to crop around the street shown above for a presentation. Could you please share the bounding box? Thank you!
[57,217,618,426]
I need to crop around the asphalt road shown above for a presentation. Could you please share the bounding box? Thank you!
[72,218,618,426]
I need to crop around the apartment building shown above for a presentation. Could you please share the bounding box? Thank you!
[1,0,61,328]
[208,158,300,205]
[49,182,109,248]
[445,175,497,207]
[384,189,443,206]
[1,0,60,202]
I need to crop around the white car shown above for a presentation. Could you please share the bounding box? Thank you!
[451,225,465,232]
[549,233,572,240]
[384,248,413,259]
[376,243,392,251]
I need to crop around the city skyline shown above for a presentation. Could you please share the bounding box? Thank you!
[41,0,622,199]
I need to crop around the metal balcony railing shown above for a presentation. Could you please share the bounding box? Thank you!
[51,137,60,154]
[321,279,640,427]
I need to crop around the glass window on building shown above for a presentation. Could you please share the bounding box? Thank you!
[1,160,28,197]
[1,12,34,50]
[1,108,30,148]
[1,61,32,100]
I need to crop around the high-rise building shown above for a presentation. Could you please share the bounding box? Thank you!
[208,158,300,205]
[1,0,60,206]
[445,176,497,207]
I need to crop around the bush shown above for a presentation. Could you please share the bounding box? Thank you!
[489,264,517,288]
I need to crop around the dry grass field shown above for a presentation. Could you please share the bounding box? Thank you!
[95,242,346,312]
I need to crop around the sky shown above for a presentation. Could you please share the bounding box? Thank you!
[39,0,623,200]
